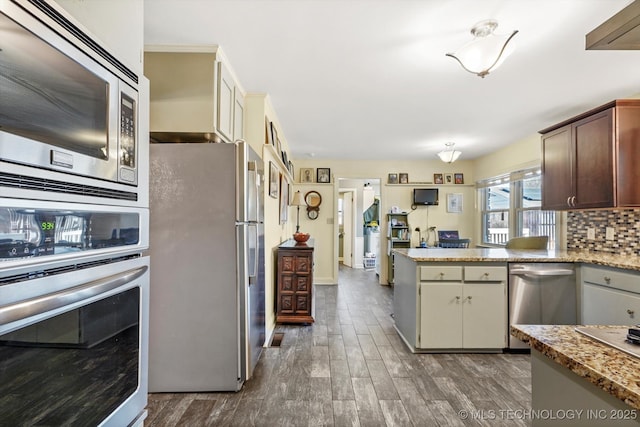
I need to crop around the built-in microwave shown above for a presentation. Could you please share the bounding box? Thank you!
[0,0,144,205]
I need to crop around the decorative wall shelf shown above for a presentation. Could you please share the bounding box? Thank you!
[385,183,475,187]
[263,144,293,182]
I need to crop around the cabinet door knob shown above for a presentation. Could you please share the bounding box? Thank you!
[604,276,611,284]
[627,309,635,316]
[455,296,461,301]
[467,296,472,301]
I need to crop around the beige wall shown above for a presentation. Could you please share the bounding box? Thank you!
[293,158,476,285]
[244,93,295,342]
[474,133,541,181]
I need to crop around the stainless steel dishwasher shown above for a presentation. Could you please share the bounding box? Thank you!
[508,263,577,349]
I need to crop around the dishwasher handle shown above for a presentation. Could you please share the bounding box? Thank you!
[509,266,574,277]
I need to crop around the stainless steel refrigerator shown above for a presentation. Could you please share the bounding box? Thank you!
[148,141,265,392]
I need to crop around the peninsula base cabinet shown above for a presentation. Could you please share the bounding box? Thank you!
[581,265,640,325]
[393,255,507,352]
[420,282,507,349]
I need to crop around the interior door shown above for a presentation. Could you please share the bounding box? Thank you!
[343,190,353,267]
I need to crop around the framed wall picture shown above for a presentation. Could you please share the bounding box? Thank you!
[279,174,289,224]
[434,173,444,184]
[399,173,409,184]
[444,173,453,184]
[269,162,278,199]
[454,173,464,184]
[300,168,314,183]
[388,173,398,184]
[317,168,331,183]
[270,122,278,148]
[447,193,463,213]
[266,119,274,146]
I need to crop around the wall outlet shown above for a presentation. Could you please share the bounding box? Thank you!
[587,228,595,240]
[606,227,615,241]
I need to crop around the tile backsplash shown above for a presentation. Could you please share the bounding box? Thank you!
[567,209,640,254]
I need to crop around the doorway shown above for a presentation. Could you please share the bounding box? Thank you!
[337,178,381,278]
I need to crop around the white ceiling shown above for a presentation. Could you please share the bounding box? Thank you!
[143,0,640,161]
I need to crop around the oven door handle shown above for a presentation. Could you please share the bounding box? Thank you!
[0,265,148,326]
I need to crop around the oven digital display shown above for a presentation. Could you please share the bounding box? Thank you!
[0,207,140,259]
[40,221,55,231]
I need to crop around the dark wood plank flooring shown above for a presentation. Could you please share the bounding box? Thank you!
[147,266,531,426]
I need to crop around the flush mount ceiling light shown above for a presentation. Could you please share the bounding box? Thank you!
[437,142,462,163]
[446,19,518,78]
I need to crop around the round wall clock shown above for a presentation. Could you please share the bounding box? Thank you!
[305,191,321,220]
[305,191,322,208]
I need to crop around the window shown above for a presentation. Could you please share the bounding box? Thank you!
[479,168,556,248]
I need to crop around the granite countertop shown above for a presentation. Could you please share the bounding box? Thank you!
[512,324,640,409]
[393,248,640,272]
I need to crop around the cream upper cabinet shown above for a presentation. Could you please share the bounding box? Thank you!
[216,61,234,141]
[144,46,245,143]
[233,85,245,141]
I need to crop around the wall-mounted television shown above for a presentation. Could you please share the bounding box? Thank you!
[413,188,439,206]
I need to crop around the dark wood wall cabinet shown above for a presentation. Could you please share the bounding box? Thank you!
[276,239,314,324]
[540,99,640,210]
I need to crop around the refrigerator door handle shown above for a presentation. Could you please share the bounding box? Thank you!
[248,224,258,285]
[247,161,260,223]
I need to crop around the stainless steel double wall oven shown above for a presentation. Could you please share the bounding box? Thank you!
[0,1,149,426]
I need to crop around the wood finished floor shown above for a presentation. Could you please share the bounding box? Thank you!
[147,266,532,426]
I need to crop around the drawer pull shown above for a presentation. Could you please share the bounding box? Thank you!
[628,309,635,316]
[604,276,611,284]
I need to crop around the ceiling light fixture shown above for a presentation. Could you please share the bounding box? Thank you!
[437,142,462,163]
[446,19,518,78]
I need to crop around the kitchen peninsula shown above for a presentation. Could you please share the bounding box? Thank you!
[392,248,640,353]
[393,247,640,271]
[394,247,640,424]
